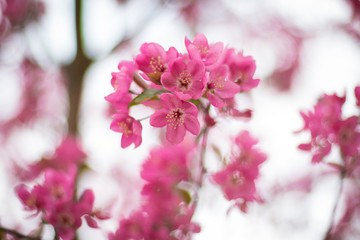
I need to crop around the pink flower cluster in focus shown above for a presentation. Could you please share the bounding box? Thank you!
[106,33,259,146]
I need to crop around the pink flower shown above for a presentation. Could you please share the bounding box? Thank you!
[298,93,346,163]
[110,61,134,92]
[135,42,178,84]
[185,33,223,69]
[232,131,267,179]
[150,93,200,144]
[141,144,190,186]
[206,64,240,108]
[15,184,47,212]
[221,48,260,92]
[110,113,142,148]
[53,135,87,166]
[105,90,132,113]
[45,189,95,240]
[212,161,257,201]
[161,57,205,100]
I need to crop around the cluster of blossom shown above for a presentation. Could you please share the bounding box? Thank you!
[212,131,267,212]
[298,88,360,165]
[109,143,200,239]
[15,136,108,240]
[0,0,44,40]
[298,86,360,239]
[106,33,258,147]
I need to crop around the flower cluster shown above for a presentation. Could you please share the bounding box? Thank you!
[212,131,267,212]
[15,136,107,240]
[109,143,200,240]
[298,88,360,165]
[297,86,360,239]
[106,33,259,146]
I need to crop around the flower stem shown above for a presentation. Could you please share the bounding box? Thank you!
[323,168,345,240]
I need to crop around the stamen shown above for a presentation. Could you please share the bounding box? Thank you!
[178,71,192,89]
[149,56,165,72]
[118,121,132,137]
[166,109,184,130]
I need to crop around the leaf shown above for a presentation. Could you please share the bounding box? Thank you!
[128,89,164,107]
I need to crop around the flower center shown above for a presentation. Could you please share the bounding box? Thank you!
[166,109,184,129]
[118,121,132,138]
[211,73,225,89]
[232,170,245,185]
[59,212,75,227]
[150,56,165,73]
[178,71,192,90]
[197,45,208,58]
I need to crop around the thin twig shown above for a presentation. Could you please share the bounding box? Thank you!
[0,226,41,240]
[323,168,346,240]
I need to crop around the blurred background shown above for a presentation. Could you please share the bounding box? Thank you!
[1,0,360,239]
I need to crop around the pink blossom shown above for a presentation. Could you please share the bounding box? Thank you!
[135,42,178,85]
[53,135,87,166]
[206,64,240,108]
[212,161,257,201]
[15,184,47,212]
[232,131,267,179]
[105,90,132,113]
[141,145,190,186]
[161,57,205,100]
[298,93,346,163]
[45,202,85,240]
[150,93,200,144]
[110,113,142,148]
[109,212,149,240]
[185,33,223,69]
[221,48,260,92]
[110,61,135,92]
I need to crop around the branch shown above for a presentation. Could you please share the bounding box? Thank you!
[63,0,92,135]
[323,169,346,240]
[0,226,41,240]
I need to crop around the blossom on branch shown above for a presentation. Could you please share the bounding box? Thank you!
[150,93,200,144]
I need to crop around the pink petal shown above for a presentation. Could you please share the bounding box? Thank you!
[85,215,99,228]
[193,33,208,47]
[170,58,186,77]
[216,80,240,99]
[182,101,198,115]
[207,92,226,108]
[149,109,168,127]
[161,71,177,91]
[166,125,186,144]
[160,93,181,109]
[184,115,200,135]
